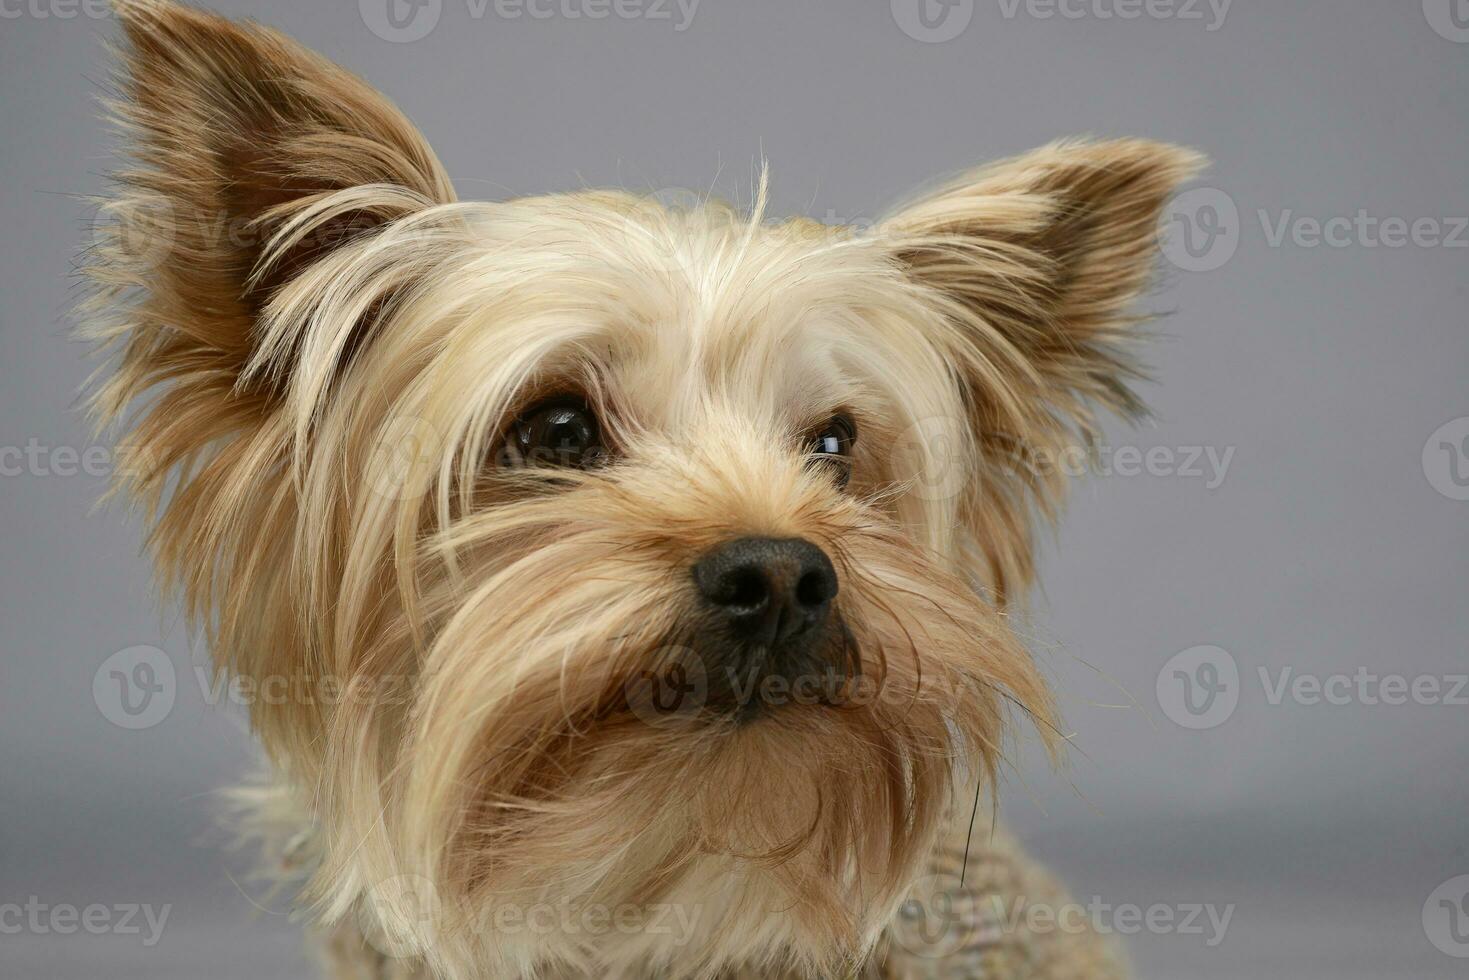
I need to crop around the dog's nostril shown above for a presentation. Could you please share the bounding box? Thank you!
[795,568,835,609]
[693,536,838,649]
[721,566,770,612]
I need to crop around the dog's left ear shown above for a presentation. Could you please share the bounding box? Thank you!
[881,139,1205,595]
[85,0,458,585]
[96,0,455,387]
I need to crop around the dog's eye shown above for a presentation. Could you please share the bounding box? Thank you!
[808,413,857,488]
[507,398,604,470]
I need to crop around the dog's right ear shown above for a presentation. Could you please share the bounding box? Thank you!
[875,139,1203,599]
[82,0,457,596]
[89,0,453,412]
[82,0,457,668]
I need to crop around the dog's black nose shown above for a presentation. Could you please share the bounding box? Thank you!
[693,537,838,654]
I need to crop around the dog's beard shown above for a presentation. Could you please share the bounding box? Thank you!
[299,450,1051,980]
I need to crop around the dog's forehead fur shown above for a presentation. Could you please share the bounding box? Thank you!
[366,191,942,429]
[275,188,964,512]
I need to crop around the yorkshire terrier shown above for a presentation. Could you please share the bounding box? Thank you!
[83,2,1202,977]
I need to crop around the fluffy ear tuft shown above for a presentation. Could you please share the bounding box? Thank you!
[882,138,1205,596]
[88,0,454,406]
[83,0,455,495]
[81,0,456,599]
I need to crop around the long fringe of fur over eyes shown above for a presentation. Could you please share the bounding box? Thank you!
[80,2,1201,977]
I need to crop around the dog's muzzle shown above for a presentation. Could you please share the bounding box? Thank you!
[691,536,845,718]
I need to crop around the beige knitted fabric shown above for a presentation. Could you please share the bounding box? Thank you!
[316,817,1127,980]
[875,820,1128,980]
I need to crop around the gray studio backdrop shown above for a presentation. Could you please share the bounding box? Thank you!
[2,1,1465,977]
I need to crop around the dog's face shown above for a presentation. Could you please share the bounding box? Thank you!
[88,3,1199,976]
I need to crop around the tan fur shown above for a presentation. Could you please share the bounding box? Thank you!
[82,2,1201,976]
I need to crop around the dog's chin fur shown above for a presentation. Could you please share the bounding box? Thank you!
[82,2,1201,976]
